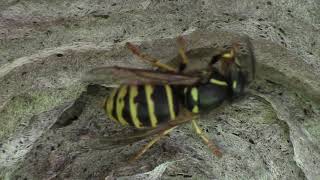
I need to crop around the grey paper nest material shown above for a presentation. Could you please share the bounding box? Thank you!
[1,1,320,180]
[1,31,319,180]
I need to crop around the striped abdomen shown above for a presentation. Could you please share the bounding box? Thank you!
[105,84,180,128]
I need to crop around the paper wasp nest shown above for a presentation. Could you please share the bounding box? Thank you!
[0,1,319,179]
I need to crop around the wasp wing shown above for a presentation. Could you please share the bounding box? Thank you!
[244,36,256,81]
[109,110,194,144]
[81,110,195,150]
[232,36,256,84]
[81,66,200,85]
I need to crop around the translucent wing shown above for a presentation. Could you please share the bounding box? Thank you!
[231,36,256,84]
[243,36,256,82]
[81,66,200,85]
[81,110,195,150]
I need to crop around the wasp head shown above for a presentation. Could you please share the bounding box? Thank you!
[210,38,256,98]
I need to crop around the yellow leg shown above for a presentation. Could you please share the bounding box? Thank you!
[176,36,189,72]
[129,126,177,162]
[126,42,178,73]
[191,119,222,158]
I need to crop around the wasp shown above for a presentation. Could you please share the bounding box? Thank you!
[83,36,256,161]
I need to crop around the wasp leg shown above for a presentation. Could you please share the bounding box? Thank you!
[129,126,177,162]
[191,119,222,157]
[126,42,178,73]
[176,36,189,72]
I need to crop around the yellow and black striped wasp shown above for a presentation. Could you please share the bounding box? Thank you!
[83,36,256,161]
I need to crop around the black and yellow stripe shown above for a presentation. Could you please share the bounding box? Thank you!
[116,85,129,125]
[105,88,117,122]
[209,78,228,86]
[184,86,200,113]
[145,85,157,127]
[128,85,142,128]
[164,85,176,120]
[105,84,180,128]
